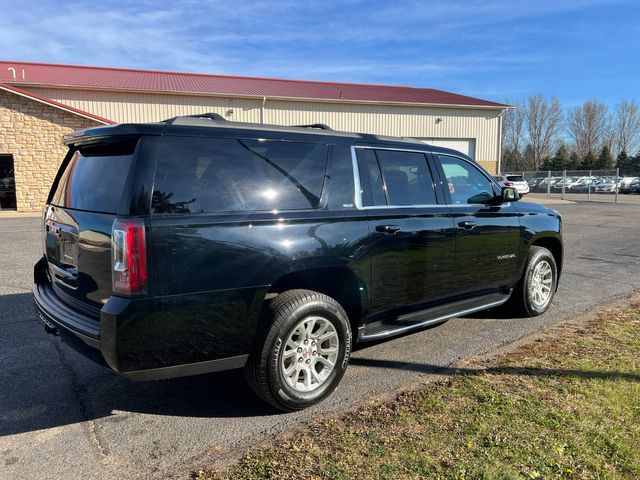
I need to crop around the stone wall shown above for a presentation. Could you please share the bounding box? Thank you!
[0,91,100,211]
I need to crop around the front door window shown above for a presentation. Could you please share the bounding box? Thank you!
[439,155,495,204]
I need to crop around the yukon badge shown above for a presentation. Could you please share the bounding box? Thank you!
[496,253,516,260]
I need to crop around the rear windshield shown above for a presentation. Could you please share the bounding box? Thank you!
[152,137,328,214]
[51,139,137,214]
[506,175,525,182]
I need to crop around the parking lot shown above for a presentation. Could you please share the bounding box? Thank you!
[520,171,640,203]
[527,192,640,204]
[1,201,640,480]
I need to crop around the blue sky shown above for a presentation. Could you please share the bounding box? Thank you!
[0,0,638,106]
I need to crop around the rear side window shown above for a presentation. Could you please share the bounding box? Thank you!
[51,139,138,214]
[152,137,328,214]
[356,148,437,206]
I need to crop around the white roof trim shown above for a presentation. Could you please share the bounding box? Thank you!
[0,84,111,124]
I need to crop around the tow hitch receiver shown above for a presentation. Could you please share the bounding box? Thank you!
[39,313,59,336]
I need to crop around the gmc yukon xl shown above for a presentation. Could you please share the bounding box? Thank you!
[34,114,562,411]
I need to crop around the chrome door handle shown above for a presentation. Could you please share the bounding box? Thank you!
[375,225,401,234]
[458,221,476,229]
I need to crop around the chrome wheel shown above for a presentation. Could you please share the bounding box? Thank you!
[280,316,339,393]
[529,260,553,309]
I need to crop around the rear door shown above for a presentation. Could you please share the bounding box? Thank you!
[44,137,142,311]
[354,146,456,324]
[434,154,522,295]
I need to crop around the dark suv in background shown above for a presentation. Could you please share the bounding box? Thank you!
[34,114,562,411]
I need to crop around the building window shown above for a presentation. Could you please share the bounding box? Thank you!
[0,155,16,210]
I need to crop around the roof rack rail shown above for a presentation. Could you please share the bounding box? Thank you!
[163,112,226,124]
[292,123,332,130]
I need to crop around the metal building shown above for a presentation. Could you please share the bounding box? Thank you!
[0,61,508,212]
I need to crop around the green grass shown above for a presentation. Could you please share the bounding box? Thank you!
[199,302,640,480]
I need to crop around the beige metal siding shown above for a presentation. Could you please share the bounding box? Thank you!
[26,87,263,124]
[264,99,499,170]
[26,87,500,172]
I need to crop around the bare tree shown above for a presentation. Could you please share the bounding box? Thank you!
[502,101,525,154]
[526,94,562,169]
[612,99,640,155]
[567,100,609,158]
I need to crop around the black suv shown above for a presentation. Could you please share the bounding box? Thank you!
[34,114,562,411]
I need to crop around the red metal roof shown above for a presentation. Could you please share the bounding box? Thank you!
[0,61,507,108]
[0,83,114,124]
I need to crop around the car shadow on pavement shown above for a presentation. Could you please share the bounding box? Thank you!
[348,357,640,382]
[462,302,552,320]
[0,292,276,438]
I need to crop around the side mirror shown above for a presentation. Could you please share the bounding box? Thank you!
[500,186,519,203]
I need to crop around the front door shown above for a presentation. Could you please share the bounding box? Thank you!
[435,154,522,296]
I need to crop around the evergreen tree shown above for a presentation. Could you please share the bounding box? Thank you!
[554,145,569,170]
[616,151,635,176]
[542,145,569,171]
[581,150,597,170]
[595,145,614,170]
[501,148,523,173]
[523,144,536,171]
[567,151,582,170]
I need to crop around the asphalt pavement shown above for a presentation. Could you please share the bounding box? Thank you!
[1,202,639,479]
[527,191,640,204]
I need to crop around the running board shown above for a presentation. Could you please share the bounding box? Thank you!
[359,291,511,342]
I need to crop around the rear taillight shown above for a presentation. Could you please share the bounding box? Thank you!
[112,218,147,295]
[504,181,513,186]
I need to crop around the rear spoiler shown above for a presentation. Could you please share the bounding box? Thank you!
[63,123,164,147]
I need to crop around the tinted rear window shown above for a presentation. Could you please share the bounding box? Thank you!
[506,175,525,181]
[152,137,328,214]
[51,139,137,214]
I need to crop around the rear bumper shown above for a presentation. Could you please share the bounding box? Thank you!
[34,256,112,369]
[33,256,253,380]
[34,279,101,347]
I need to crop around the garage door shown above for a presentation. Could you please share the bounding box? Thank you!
[417,138,476,160]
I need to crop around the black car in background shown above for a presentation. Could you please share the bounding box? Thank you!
[0,168,16,209]
[34,114,563,410]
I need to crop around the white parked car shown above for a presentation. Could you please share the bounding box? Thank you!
[494,174,530,196]
[619,177,639,193]
[594,181,621,193]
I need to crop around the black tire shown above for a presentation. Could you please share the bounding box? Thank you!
[509,246,558,317]
[244,289,352,412]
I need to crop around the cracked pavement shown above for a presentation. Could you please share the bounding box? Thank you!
[1,202,639,479]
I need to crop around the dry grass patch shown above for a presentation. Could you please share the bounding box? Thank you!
[198,302,640,480]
